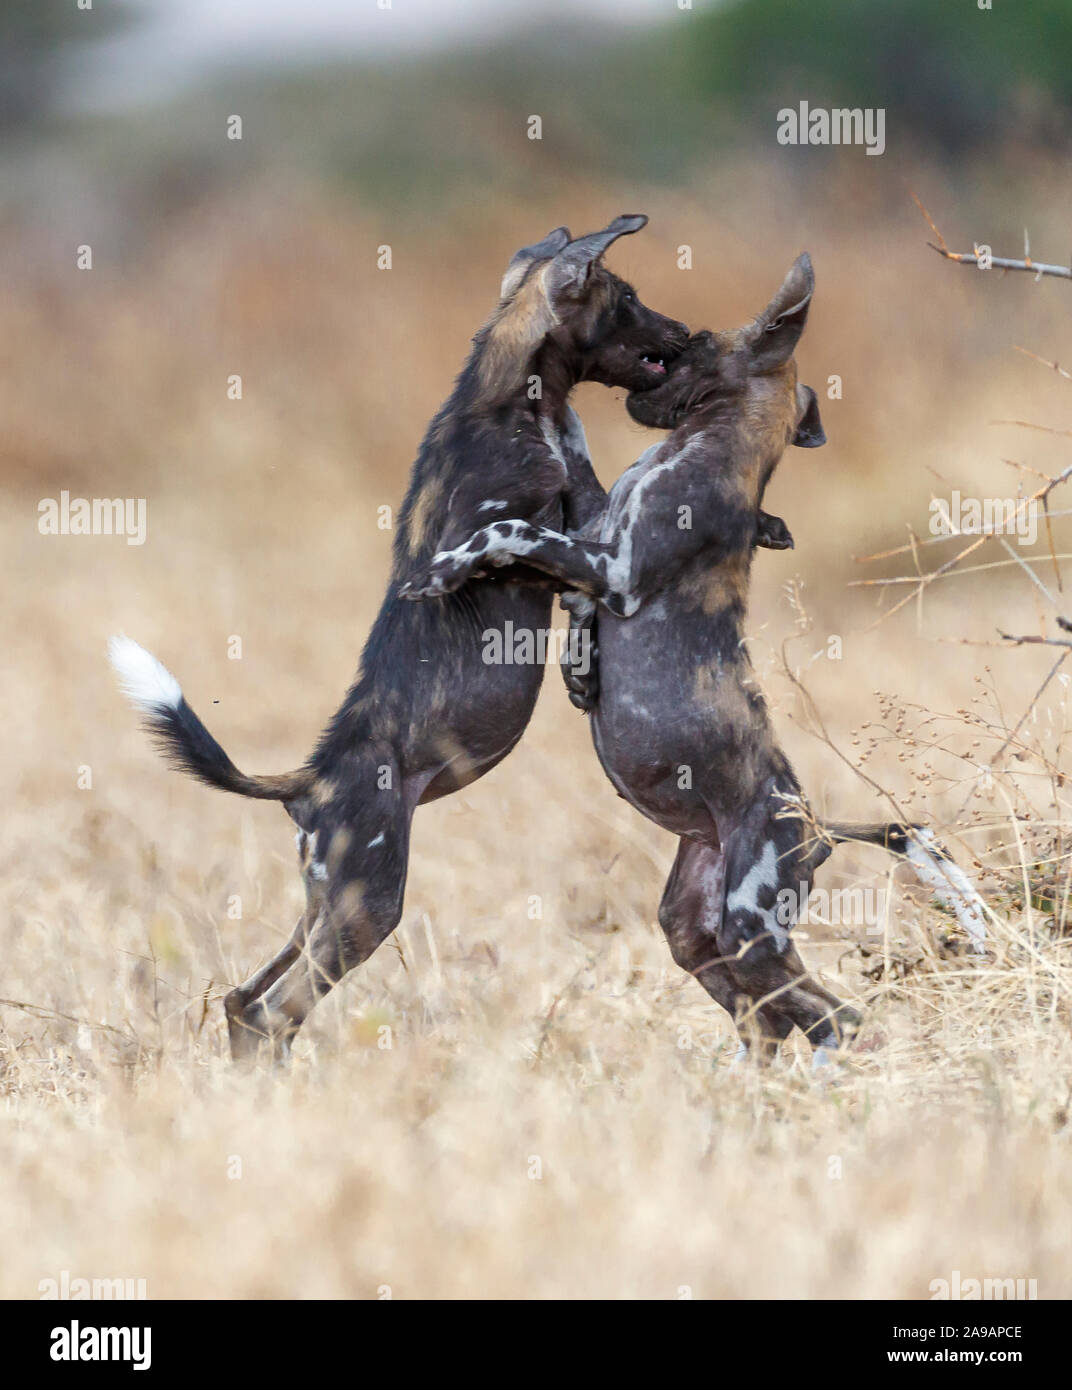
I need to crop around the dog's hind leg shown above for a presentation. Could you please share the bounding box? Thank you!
[227,756,418,1063]
[224,831,325,1054]
[224,903,315,1059]
[658,838,793,1062]
[718,797,862,1056]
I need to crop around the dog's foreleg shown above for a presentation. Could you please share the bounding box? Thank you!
[399,520,643,612]
[559,592,599,711]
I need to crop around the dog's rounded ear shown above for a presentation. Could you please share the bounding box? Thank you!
[792,384,826,448]
[500,226,572,300]
[746,253,814,373]
[544,214,648,301]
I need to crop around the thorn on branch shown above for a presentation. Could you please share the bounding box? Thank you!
[913,194,1072,280]
[1000,630,1072,650]
[928,242,1072,280]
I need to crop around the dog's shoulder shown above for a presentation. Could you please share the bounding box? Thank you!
[609,433,709,513]
[605,440,670,507]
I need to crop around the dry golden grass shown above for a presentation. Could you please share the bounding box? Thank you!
[4,171,1072,1298]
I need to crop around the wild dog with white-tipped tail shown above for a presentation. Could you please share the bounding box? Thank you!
[110,217,692,1063]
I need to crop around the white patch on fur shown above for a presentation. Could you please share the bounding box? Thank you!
[597,439,699,612]
[906,830,987,953]
[367,831,385,848]
[538,416,566,470]
[477,499,508,514]
[310,860,329,882]
[108,634,182,712]
[726,841,777,914]
[698,857,724,936]
[560,406,590,463]
[618,690,653,720]
[439,520,541,572]
[811,1046,842,1080]
[726,841,789,950]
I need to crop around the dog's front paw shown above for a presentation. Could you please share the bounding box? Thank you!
[399,551,472,599]
[565,665,599,712]
[755,511,795,552]
[560,590,596,620]
[560,602,599,712]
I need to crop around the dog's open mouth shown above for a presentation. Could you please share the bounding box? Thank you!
[640,354,667,376]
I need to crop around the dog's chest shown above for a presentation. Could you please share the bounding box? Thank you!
[538,408,590,491]
[597,438,693,547]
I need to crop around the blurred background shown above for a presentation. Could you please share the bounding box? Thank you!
[4,0,1072,1299]
[8,0,1072,818]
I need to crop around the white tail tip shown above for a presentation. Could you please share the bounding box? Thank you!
[108,634,182,712]
[906,829,988,954]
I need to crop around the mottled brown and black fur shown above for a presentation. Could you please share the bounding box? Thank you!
[405,254,984,1060]
[112,216,689,1061]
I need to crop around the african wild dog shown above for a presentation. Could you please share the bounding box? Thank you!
[404,254,987,1062]
[110,216,689,1061]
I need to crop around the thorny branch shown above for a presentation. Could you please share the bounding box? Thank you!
[914,192,1072,281]
[857,197,1072,647]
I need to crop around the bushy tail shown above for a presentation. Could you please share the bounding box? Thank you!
[824,820,987,953]
[108,636,311,802]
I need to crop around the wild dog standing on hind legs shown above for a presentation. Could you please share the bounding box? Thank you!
[110,215,690,1062]
[405,254,988,1063]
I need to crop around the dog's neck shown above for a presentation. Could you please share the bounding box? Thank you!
[460,339,578,429]
[529,342,582,424]
[670,403,783,509]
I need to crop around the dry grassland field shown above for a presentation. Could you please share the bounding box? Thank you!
[3,0,1072,1316]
